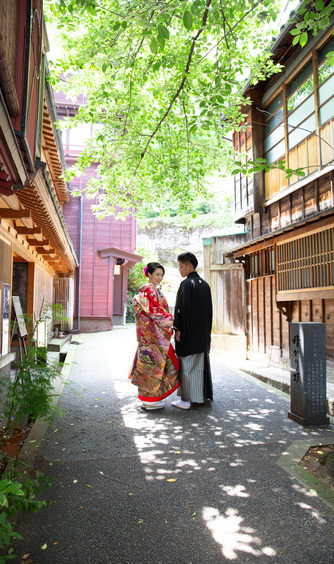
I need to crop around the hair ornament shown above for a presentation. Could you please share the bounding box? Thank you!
[143,266,149,277]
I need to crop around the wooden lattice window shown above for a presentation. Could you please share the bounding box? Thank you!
[277,227,334,292]
[248,246,275,279]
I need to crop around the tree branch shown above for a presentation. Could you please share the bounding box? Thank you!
[200,0,266,62]
[129,0,213,184]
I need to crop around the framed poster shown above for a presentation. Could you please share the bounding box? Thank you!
[2,283,10,355]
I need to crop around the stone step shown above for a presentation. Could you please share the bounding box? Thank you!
[47,334,72,352]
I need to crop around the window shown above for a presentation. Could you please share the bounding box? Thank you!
[233,116,253,218]
[318,35,334,127]
[248,247,275,279]
[277,227,334,291]
[287,61,316,150]
[263,93,285,164]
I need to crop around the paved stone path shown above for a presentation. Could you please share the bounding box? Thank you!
[12,327,334,563]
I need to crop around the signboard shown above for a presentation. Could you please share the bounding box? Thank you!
[12,295,27,337]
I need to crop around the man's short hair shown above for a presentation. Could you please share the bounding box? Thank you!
[177,252,198,269]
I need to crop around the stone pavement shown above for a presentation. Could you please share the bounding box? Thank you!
[11,327,334,563]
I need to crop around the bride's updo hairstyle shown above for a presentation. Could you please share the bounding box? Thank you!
[143,262,165,277]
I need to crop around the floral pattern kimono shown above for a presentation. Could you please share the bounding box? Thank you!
[129,283,179,402]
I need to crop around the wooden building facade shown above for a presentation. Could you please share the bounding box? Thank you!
[205,15,334,369]
[55,91,142,332]
[0,1,77,375]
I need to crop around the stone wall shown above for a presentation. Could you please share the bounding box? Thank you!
[137,218,239,307]
[137,218,231,274]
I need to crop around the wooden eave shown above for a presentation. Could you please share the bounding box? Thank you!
[12,168,78,272]
[98,246,143,269]
[225,209,334,259]
[0,199,68,275]
[42,95,70,206]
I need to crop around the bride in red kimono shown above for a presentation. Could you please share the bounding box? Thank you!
[129,262,179,410]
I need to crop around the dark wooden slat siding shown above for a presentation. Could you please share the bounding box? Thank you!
[300,300,311,322]
[258,278,265,353]
[312,299,324,322]
[251,280,259,352]
[233,269,245,335]
[281,308,289,359]
[265,276,273,355]
[211,267,245,336]
[272,277,280,349]
[247,281,252,351]
[325,300,334,363]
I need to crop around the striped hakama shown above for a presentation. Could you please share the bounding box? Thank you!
[177,352,212,403]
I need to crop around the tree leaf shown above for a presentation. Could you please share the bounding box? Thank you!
[157,35,165,50]
[299,32,308,47]
[157,24,169,39]
[315,0,325,10]
[149,37,158,53]
[183,10,193,30]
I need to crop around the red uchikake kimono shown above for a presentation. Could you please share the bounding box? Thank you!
[129,283,179,402]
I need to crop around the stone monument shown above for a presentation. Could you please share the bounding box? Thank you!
[289,322,330,426]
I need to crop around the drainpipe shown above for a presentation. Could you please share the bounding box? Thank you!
[77,194,83,331]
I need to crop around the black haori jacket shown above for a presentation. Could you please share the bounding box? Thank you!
[174,271,213,357]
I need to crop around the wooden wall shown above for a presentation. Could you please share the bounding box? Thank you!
[211,264,245,336]
[247,275,289,360]
[290,298,334,364]
[247,277,334,366]
[33,264,53,315]
[62,180,136,321]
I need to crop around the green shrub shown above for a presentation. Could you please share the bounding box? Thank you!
[0,469,52,562]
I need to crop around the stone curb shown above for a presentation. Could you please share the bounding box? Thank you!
[277,436,334,511]
[4,338,84,473]
[0,339,84,561]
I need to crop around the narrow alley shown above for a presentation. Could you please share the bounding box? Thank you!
[13,327,334,563]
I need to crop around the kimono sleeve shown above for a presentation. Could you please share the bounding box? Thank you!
[136,286,173,333]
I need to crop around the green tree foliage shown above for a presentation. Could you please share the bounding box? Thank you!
[45,0,304,217]
[289,0,334,48]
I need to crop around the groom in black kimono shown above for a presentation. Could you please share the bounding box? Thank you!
[172,252,213,409]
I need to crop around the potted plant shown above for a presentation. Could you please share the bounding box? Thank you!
[0,303,66,458]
